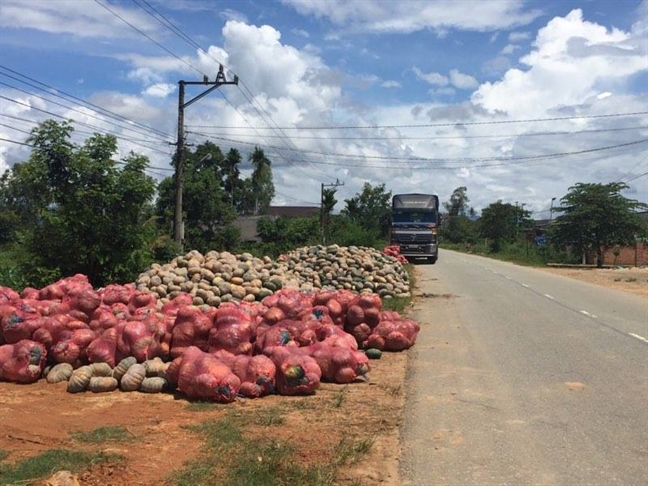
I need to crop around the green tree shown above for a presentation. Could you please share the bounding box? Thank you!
[249,147,275,214]
[444,186,470,217]
[442,186,477,244]
[256,216,319,255]
[1,120,157,287]
[155,145,238,254]
[223,148,243,210]
[479,200,530,252]
[550,182,647,267]
[341,183,392,239]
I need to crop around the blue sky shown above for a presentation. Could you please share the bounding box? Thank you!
[0,0,646,216]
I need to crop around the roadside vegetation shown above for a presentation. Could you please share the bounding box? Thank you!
[0,450,123,485]
[439,185,646,268]
[168,410,374,486]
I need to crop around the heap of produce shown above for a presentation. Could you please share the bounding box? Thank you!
[0,246,420,403]
[135,245,410,306]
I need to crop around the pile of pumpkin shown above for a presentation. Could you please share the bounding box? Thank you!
[0,273,420,402]
[135,245,411,307]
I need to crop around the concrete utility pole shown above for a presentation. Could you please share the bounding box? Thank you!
[320,179,344,244]
[173,65,238,248]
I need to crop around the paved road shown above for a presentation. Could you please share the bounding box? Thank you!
[399,249,648,486]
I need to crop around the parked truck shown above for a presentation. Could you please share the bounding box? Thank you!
[390,193,439,264]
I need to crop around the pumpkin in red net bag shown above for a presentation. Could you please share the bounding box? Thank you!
[0,339,47,383]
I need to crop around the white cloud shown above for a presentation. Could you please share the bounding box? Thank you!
[282,0,541,34]
[381,80,401,88]
[143,83,176,98]
[219,9,248,23]
[0,0,159,38]
[482,55,512,76]
[429,87,456,97]
[501,44,520,55]
[472,9,648,117]
[509,31,531,42]
[449,69,478,89]
[413,67,449,86]
[292,28,310,38]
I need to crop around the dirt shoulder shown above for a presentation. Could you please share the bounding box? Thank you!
[537,266,648,298]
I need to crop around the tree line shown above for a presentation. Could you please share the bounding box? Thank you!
[1,120,645,290]
[0,120,394,289]
[440,185,647,266]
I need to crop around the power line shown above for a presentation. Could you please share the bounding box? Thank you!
[261,140,647,170]
[93,0,204,77]
[184,125,648,141]
[0,65,173,141]
[0,113,170,146]
[0,137,32,147]
[187,130,647,163]
[187,111,648,130]
[0,79,171,146]
[623,171,648,183]
[0,135,172,177]
[129,0,349,192]
[0,96,171,155]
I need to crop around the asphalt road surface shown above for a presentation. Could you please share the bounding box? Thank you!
[399,249,648,486]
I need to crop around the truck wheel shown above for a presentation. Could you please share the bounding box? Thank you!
[427,256,437,265]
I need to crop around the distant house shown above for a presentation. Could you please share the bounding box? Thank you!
[233,206,320,242]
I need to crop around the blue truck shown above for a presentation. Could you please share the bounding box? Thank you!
[390,193,440,264]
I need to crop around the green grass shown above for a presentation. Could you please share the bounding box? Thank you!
[71,425,134,444]
[184,400,222,412]
[168,412,374,486]
[0,449,122,485]
[440,240,578,267]
[332,387,347,408]
[333,437,374,466]
[0,450,8,462]
[250,408,286,427]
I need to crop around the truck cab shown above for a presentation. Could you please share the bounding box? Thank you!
[390,194,439,264]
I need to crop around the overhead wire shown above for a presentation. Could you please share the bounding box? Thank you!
[129,0,352,197]
[182,125,648,141]
[0,80,171,148]
[259,140,647,170]
[186,130,647,164]
[0,96,171,156]
[186,111,648,130]
[0,65,173,141]
[93,0,204,77]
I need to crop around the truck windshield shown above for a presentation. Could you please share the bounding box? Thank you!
[392,211,437,224]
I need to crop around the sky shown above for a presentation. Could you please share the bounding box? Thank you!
[0,0,646,218]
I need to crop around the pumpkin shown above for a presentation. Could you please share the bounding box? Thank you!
[46,363,74,383]
[87,376,118,393]
[365,348,382,359]
[120,363,146,391]
[144,357,167,377]
[90,362,112,377]
[112,356,137,381]
[67,366,93,393]
[139,376,167,393]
